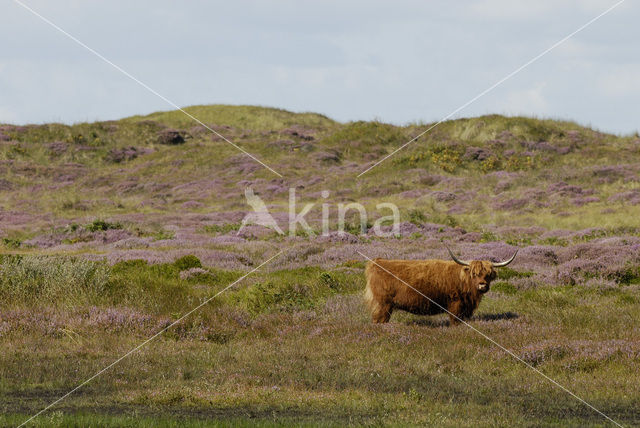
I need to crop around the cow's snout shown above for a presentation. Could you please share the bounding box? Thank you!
[478,283,489,293]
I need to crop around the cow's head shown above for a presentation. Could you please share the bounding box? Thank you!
[446,246,518,293]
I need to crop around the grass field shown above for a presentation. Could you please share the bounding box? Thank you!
[1,106,640,427]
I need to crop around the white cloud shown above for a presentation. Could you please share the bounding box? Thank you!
[501,82,549,113]
[466,0,623,20]
[0,107,19,123]
[598,65,640,96]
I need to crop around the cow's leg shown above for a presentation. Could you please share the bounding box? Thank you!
[372,303,392,323]
[447,300,463,325]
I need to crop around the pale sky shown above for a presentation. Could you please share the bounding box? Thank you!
[1,0,638,134]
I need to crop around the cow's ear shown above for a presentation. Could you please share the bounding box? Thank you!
[462,266,470,273]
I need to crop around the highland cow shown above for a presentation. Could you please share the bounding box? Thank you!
[364,247,517,324]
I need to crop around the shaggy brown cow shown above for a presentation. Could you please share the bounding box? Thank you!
[364,247,517,324]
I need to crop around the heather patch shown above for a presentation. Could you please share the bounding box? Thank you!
[89,248,252,271]
[430,191,457,202]
[46,141,68,156]
[157,128,185,145]
[608,190,640,205]
[547,181,594,197]
[227,154,262,175]
[572,196,599,206]
[280,125,316,141]
[313,150,341,164]
[592,164,638,183]
[179,267,210,280]
[317,231,359,243]
[105,146,153,163]
[0,178,13,191]
[520,339,640,368]
[494,197,528,211]
[22,221,130,249]
[181,200,204,209]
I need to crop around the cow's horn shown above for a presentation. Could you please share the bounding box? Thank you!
[446,245,470,266]
[492,249,518,267]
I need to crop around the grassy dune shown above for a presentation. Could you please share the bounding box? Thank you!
[1,106,640,426]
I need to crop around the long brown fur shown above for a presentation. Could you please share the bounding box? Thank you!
[364,258,496,324]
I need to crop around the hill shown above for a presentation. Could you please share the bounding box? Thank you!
[1,106,639,236]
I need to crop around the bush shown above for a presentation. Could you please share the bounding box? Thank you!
[498,267,534,281]
[408,209,427,225]
[202,224,241,234]
[319,272,339,290]
[153,230,175,241]
[173,255,202,271]
[157,128,185,145]
[2,238,22,249]
[430,147,462,172]
[240,281,314,314]
[86,219,122,232]
[491,281,517,295]
[231,267,361,315]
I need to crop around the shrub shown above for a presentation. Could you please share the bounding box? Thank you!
[2,238,22,249]
[479,231,498,242]
[430,147,462,172]
[157,128,185,145]
[340,260,366,269]
[86,219,122,232]
[319,272,339,290]
[202,223,241,234]
[111,259,148,273]
[480,156,501,172]
[491,281,517,295]
[498,267,534,281]
[231,267,360,315]
[173,255,202,271]
[153,230,175,241]
[240,281,314,314]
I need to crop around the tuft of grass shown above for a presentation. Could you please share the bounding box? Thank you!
[86,219,122,232]
[202,224,241,234]
[152,229,175,241]
[2,237,22,249]
[491,281,518,295]
[0,255,111,305]
[408,209,427,225]
[497,267,534,281]
[231,267,361,314]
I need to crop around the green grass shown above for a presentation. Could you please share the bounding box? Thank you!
[1,246,639,427]
[202,224,242,234]
[124,104,337,132]
[2,282,639,426]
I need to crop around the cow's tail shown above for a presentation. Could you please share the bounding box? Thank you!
[364,261,379,314]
